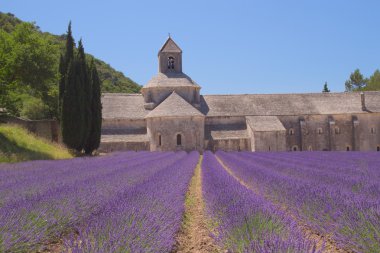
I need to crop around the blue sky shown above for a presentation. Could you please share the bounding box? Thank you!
[2,0,379,94]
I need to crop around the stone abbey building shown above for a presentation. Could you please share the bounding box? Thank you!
[100,37,380,152]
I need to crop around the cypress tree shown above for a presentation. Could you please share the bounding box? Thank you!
[61,58,84,151]
[84,60,102,154]
[322,82,330,93]
[59,22,74,112]
[77,39,92,149]
[60,22,102,154]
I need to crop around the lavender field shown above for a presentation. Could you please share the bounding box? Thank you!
[0,151,379,253]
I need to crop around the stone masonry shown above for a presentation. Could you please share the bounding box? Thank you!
[100,37,380,152]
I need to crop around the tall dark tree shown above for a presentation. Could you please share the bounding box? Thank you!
[60,23,102,154]
[322,82,330,93]
[60,23,85,152]
[77,39,92,149]
[84,60,102,154]
[61,58,85,151]
[59,22,74,115]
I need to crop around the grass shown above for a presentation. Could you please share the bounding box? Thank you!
[0,124,72,163]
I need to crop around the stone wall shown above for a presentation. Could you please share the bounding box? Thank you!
[210,138,250,152]
[0,114,60,142]
[278,113,380,151]
[98,141,149,152]
[102,118,146,134]
[147,116,204,152]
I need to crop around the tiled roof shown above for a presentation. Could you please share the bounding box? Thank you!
[201,92,380,116]
[101,134,149,143]
[102,93,148,119]
[158,37,182,54]
[145,92,204,118]
[102,91,380,119]
[143,72,200,89]
[246,116,286,132]
[211,129,249,140]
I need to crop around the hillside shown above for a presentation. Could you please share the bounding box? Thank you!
[0,12,141,94]
[0,124,72,162]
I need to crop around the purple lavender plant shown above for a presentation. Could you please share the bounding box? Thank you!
[202,151,317,252]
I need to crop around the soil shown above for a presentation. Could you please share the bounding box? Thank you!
[173,155,223,253]
[215,155,352,253]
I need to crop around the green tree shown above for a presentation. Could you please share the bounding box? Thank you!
[365,69,380,91]
[84,60,102,154]
[77,39,92,149]
[61,57,85,151]
[60,24,102,154]
[345,69,367,91]
[59,22,74,115]
[0,22,58,117]
[322,82,330,93]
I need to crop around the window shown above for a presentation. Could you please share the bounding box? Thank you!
[317,128,323,134]
[158,134,161,146]
[371,127,376,134]
[176,134,182,146]
[335,127,340,134]
[289,128,294,135]
[268,146,271,151]
[167,56,175,69]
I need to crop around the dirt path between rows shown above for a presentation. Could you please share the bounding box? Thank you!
[173,155,222,253]
[215,155,351,253]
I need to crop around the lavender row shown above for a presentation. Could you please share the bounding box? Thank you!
[64,151,199,253]
[0,151,185,252]
[0,152,171,207]
[234,152,380,199]
[217,151,380,252]
[202,151,317,252]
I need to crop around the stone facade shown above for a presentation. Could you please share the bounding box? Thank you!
[100,37,380,152]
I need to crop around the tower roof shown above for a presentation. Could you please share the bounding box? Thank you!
[158,37,182,55]
[142,72,200,89]
[145,91,204,118]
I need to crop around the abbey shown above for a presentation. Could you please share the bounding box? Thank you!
[100,37,380,152]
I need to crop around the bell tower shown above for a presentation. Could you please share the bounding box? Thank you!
[158,36,182,73]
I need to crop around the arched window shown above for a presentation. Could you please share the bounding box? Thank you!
[289,128,294,136]
[176,134,182,146]
[317,128,323,135]
[292,145,298,151]
[335,127,340,134]
[158,134,162,146]
[168,56,175,70]
[371,127,376,134]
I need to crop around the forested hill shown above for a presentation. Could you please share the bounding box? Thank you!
[0,12,141,119]
[0,12,141,93]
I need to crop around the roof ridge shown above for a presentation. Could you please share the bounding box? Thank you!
[145,92,204,118]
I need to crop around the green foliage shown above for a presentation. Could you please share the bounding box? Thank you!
[0,124,72,163]
[0,21,59,118]
[345,68,380,91]
[61,57,85,151]
[345,69,368,91]
[60,25,102,154]
[322,82,330,93]
[20,96,49,120]
[0,12,141,120]
[84,60,102,154]
[364,70,380,91]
